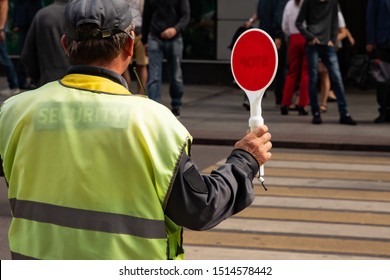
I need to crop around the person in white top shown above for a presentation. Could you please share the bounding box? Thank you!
[336,11,355,49]
[280,0,309,116]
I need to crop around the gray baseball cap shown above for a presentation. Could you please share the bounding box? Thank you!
[64,0,137,41]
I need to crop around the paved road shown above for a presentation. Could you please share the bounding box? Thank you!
[185,148,390,260]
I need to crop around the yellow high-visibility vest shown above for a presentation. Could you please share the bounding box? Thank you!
[0,74,192,259]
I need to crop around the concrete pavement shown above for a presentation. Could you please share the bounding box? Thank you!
[163,82,390,152]
[1,76,389,152]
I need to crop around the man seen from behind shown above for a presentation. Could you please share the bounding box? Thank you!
[0,0,272,260]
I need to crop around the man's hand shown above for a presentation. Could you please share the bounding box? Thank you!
[161,27,177,39]
[275,38,282,49]
[234,125,272,166]
[308,37,320,45]
[0,30,5,42]
[366,44,375,53]
[244,21,253,28]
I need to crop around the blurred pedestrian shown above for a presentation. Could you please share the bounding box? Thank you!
[366,0,390,123]
[12,0,43,89]
[0,0,272,260]
[122,0,148,95]
[280,0,309,116]
[296,0,357,125]
[21,0,70,87]
[319,9,355,113]
[142,0,190,117]
[0,0,20,97]
[245,0,289,108]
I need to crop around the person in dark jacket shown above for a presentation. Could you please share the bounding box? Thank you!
[21,0,70,87]
[296,0,357,125]
[0,0,20,97]
[244,0,289,107]
[366,0,390,123]
[12,0,43,89]
[142,0,190,117]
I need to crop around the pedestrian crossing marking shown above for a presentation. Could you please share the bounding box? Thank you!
[184,149,390,259]
[252,186,390,202]
[263,167,390,181]
[271,152,390,165]
[203,166,390,181]
[236,207,390,226]
[184,230,390,258]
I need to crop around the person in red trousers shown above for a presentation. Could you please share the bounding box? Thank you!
[280,0,309,116]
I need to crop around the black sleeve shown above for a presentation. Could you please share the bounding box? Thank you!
[21,16,40,83]
[141,0,151,44]
[0,158,4,177]
[273,0,288,39]
[174,0,190,33]
[295,0,313,42]
[330,4,339,44]
[165,149,259,231]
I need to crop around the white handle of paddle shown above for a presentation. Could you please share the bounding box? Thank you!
[249,116,265,186]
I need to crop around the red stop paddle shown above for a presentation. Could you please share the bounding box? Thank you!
[231,28,278,189]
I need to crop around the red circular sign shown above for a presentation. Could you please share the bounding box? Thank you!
[231,29,278,92]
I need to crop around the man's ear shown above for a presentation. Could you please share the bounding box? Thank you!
[125,31,135,57]
[61,34,70,56]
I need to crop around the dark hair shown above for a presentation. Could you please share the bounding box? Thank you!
[65,24,132,65]
[294,0,301,6]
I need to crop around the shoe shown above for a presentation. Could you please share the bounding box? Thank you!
[288,104,298,111]
[312,112,322,124]
[297,105,308,116]
[340,115,357,125]
[171,108,180,118]
[374,115,386,123]
[327,91,337,102]
[320,105,327,113]
[280,106,288,115]
[0,88,21,97]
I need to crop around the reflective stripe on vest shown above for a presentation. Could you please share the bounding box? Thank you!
[10,199,166,238]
